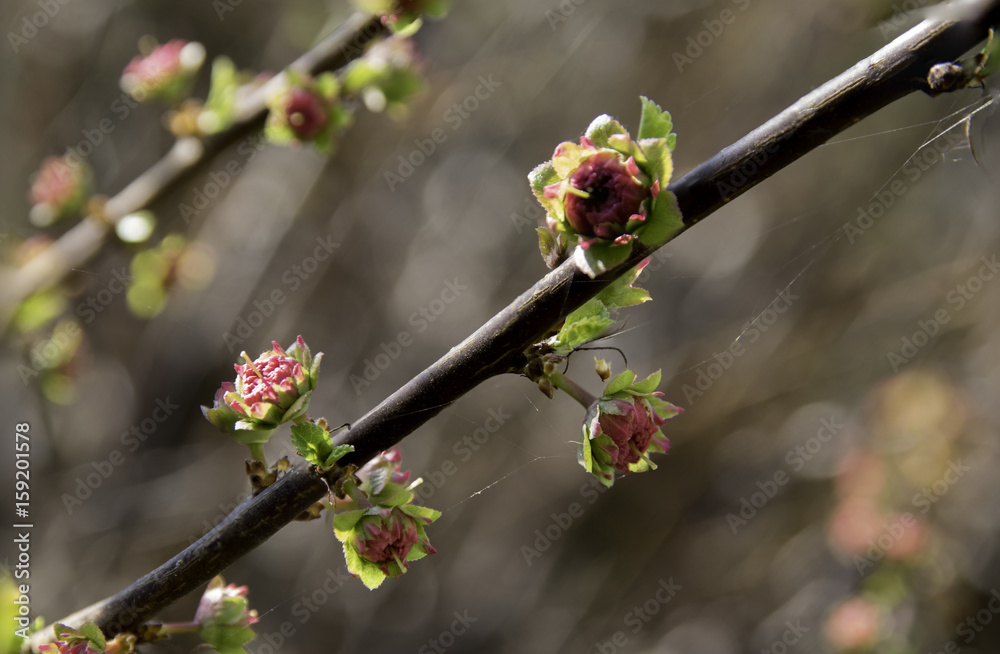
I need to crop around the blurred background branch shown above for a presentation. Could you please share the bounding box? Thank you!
[0,11,386,337]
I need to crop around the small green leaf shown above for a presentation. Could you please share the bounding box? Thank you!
[637,96,674,141]
[323,444,355,468]
[358,558,387,590]
[291,422,334,467]
[333,509,366,535]
[628,370,662,394]
[604,370,636,396]
[638,138,673,189]
[573,241,632,278]
[595,263,651,309]
[564,297,607,324]
[585,114,628,149]
[314,72,339,99]
[80,623,105,650]
[635,190,684,249]
[548,299,613,353]
[402,504,442,521]
[529,161,559,202]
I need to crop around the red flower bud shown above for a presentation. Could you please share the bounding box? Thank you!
[284,88,330,140]
[564,151,648,239]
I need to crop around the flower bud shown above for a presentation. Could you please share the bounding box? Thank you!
[594,396,668,471]
[579,370,683,486]
[202,335,322,440]
[265,72,345,153]
[563,151,648,239]
[195,577,258,654]
[28,156,92,227]
[121,39,205,104]
[353,507,436,578]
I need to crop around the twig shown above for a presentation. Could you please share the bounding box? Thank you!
[28,1,1000,649]
[0,11,387,336]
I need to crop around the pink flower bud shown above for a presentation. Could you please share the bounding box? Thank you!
[28,156,91,226]
[595,396,669,472]
[121,39,205,104]
[355,507,436,578]
[203,335,322,436]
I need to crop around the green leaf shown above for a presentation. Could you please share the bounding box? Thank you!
[314,72,339,99]
[323,444,355,468]
[573,241,632,278]
[537,227,562,269]
[585,114,629,149]
[342,542,387,590]
[604,370,636,396]
[358,558,387,589]
[564,297,607,324]
[290,422,333,467]
[638,137,673,189]
[628,370,662,394]
[402,504,441,521]
[12,290,66,334]
[637,96,674,141]
[201,57,239,134]
[548,299,613,353]
[529,161,559,205]
[595,263,651,309]
[635,190,684,249]
[80,623,105,650]
[333,509,366,536]
[373,483,414,508]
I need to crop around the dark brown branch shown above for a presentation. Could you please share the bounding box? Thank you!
[29,1,1000,649]
[0,11,387,336]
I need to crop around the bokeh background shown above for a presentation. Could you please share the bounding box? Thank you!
[3,0,1000,652]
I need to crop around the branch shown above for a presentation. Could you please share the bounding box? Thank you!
[30,1,1000,649]
[0,11,387,336]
